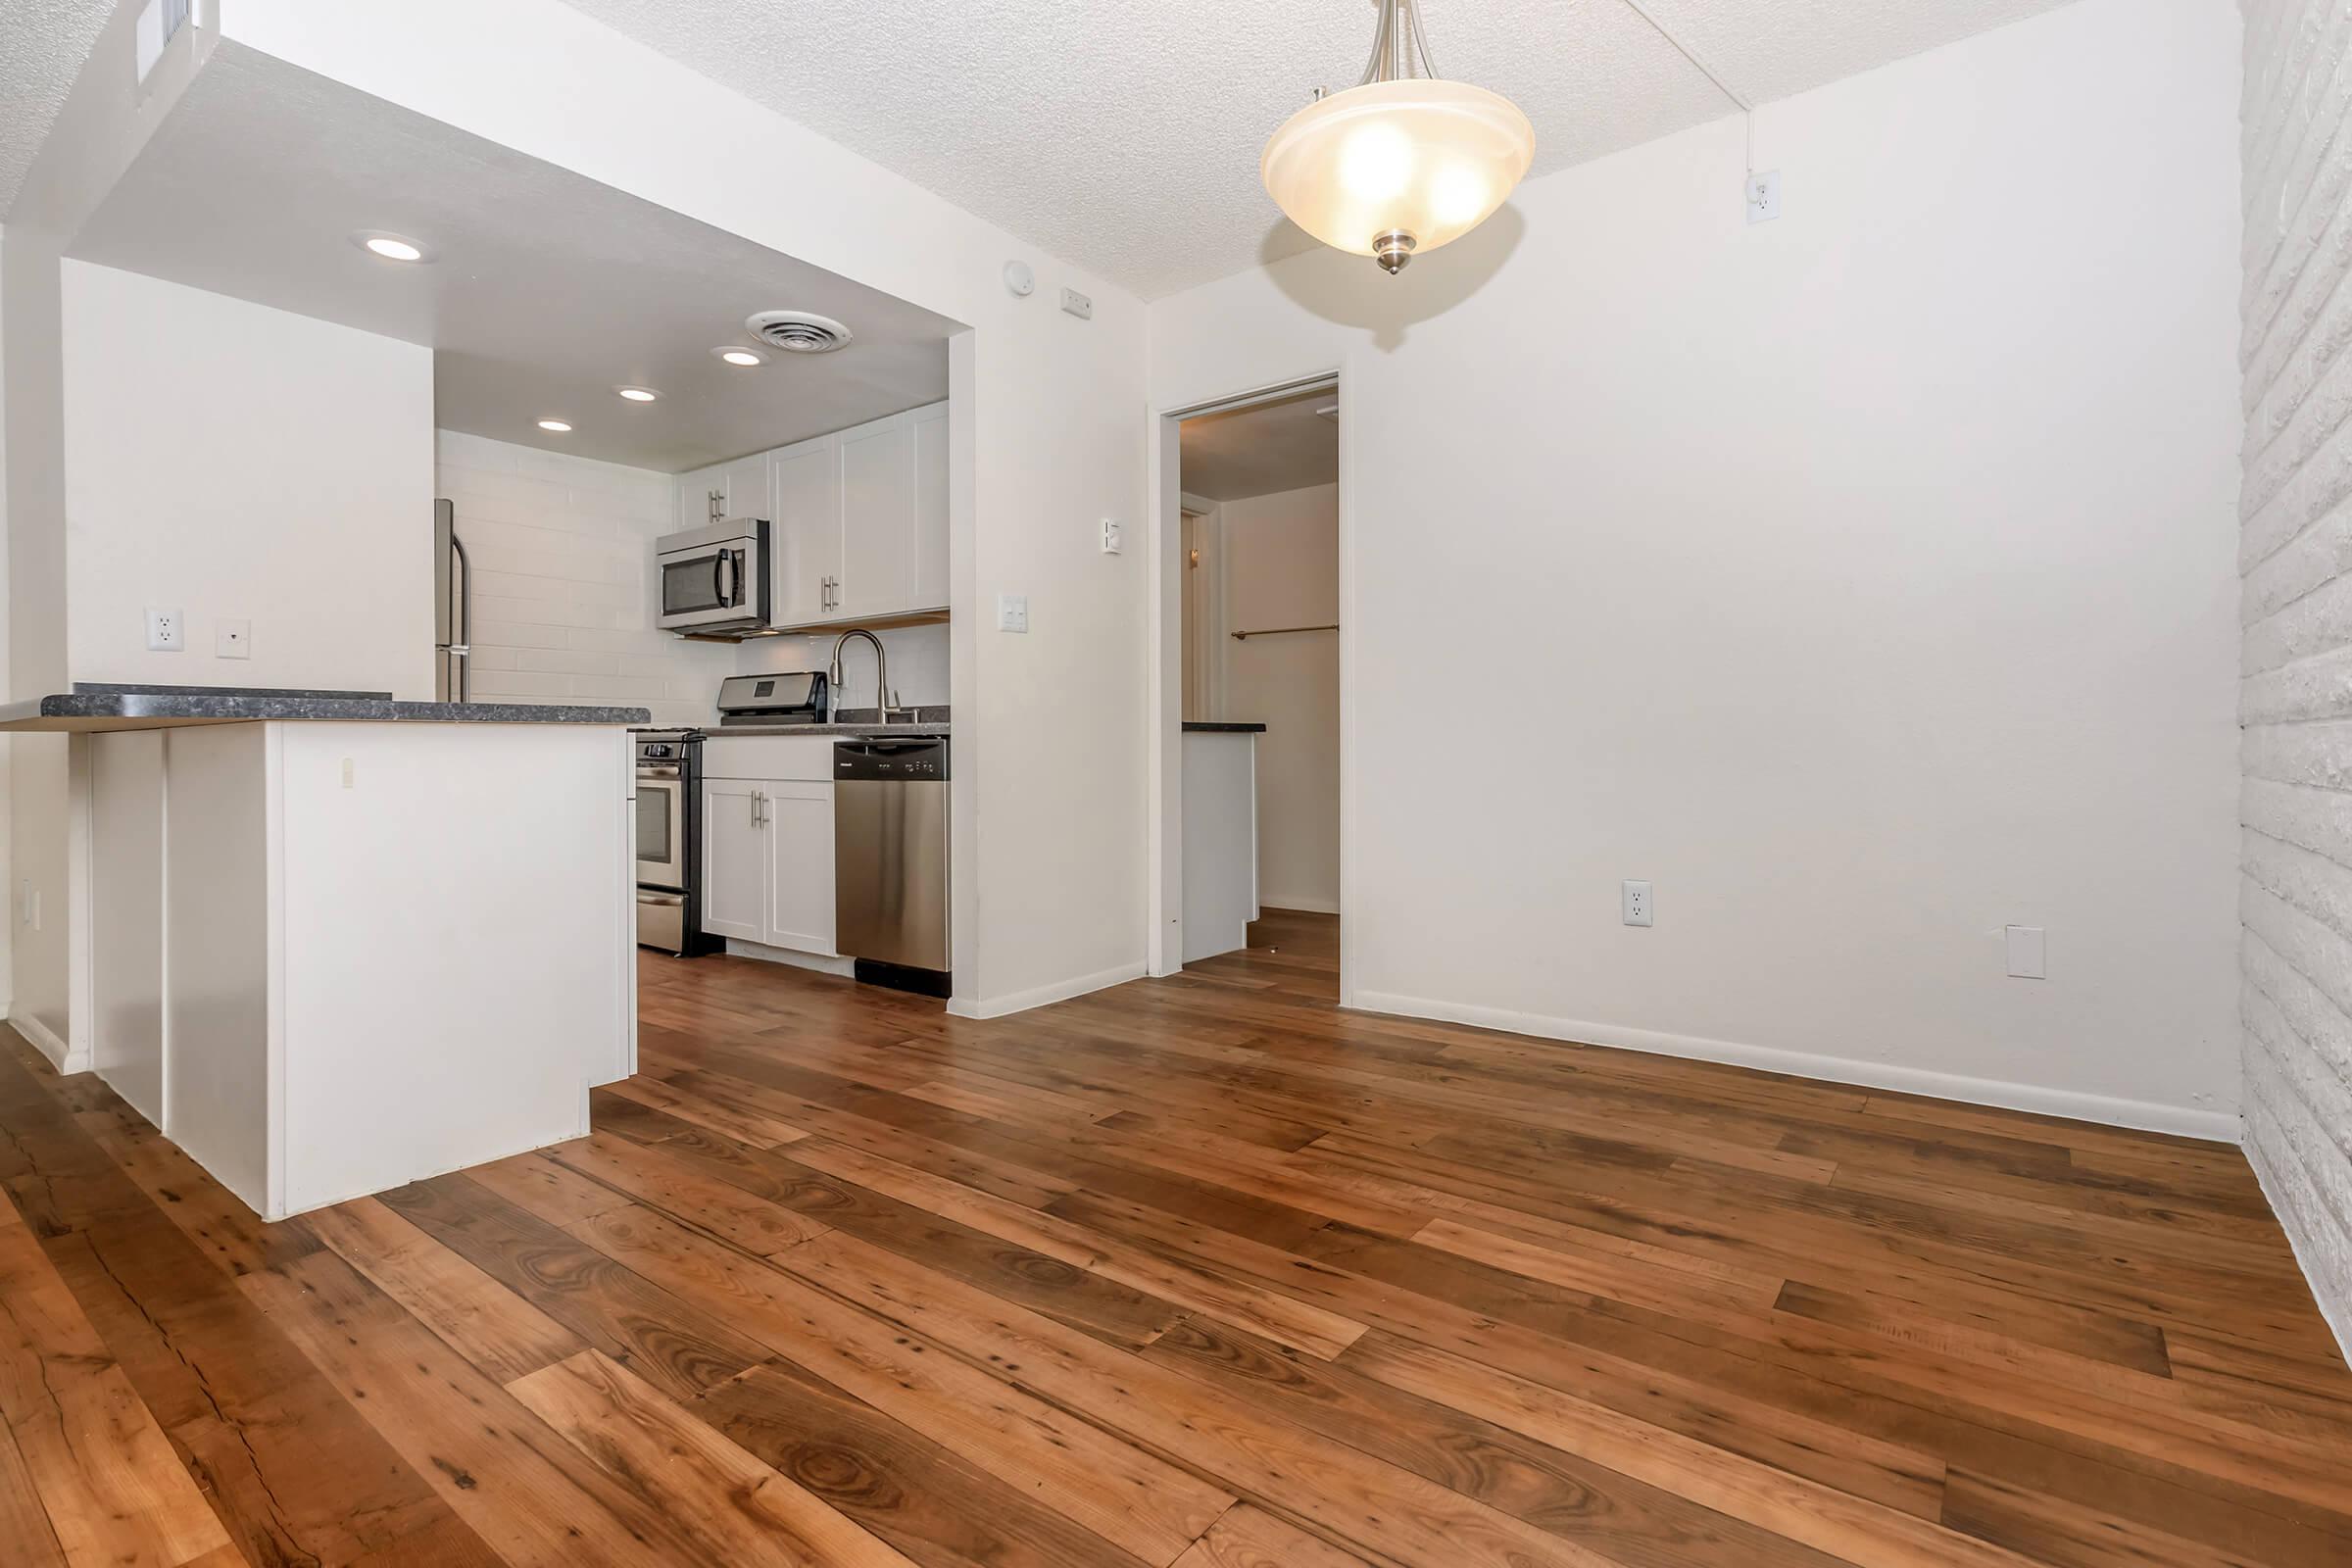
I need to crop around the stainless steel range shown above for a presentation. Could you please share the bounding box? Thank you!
[633,729,712,956]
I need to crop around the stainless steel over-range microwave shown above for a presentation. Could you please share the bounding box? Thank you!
[656,517,770,633]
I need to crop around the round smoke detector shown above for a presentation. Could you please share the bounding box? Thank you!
[744,310,854,354]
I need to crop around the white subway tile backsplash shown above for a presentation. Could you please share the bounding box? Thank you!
[439,432,735,724]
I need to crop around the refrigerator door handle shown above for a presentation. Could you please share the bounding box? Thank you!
[450,533,473,703]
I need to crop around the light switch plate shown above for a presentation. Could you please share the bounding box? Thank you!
[216,618,251,659]
[2005,925,2046,980]
[997,593,1030,633]
[1101,517,1123,555]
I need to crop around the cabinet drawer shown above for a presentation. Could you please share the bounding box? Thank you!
[703,735,833,782]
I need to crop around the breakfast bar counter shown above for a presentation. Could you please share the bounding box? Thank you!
[18,685,649,1221]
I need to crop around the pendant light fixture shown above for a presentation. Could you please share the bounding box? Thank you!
[1261,0,1534,275]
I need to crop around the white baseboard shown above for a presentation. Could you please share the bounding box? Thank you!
[2244,1136,2352,1368]
[1260,896,1340,916]
[951,961,1148,1021]
[6,1011,88,1075]
[1348,989,2243,1145]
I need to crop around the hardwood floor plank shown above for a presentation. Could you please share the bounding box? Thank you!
[0,1207,230,1568]
[508,1348,918,1566]
[546,1129,832,1253]
[0,1039,498,1568]
[777,1228,1637,1568]
[241,1244,715,1568]
[378,1172,773,1404]
[599,1073,812,1148]
[697,1359,1157,1568]
[562,1200,1233,1563]
[1171,1503,1371,1567]
[0,1415,69,1568]
[1346,1330,2037,1568]
[304,1196,586,1384]
[776,1134,1369,1357]
[1144,1313,1855,1568]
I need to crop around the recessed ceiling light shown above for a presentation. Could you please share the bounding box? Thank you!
[713,347,765,367]
[353,230,429,263]
[537,419,573,433]
[616,386,660,403]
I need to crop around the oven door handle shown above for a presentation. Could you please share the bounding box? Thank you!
[636,765,681,780]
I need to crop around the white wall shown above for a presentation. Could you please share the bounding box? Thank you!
[437,431,735,727]
[63,263,434,698]
[1218,482,1339,912]
[1152,0,2244,1135]
[2239,0,2352,1356]
[3,2,217,1064]
[220,0,1152,1013]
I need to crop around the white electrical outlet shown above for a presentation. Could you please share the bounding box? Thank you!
[217,618,251,659]
[997,593,1030,633]
[1101,517,1123,555]
[1746,170,1781,223]
[2005,925,2046,979]
[1059,286,1093,320]
[145,608,184,652]
[1622,879,1653,927]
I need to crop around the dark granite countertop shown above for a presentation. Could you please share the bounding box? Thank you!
[1182,720,1267,733]
[0,684,650,733]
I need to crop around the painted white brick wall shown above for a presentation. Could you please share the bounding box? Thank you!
[435,431,735,728]
[2241,0,2352,1358]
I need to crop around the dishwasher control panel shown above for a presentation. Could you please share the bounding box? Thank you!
[833,738,950,781]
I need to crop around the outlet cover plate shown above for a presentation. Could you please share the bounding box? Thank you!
[1622,879,1653,927]
[997,593,1030,633]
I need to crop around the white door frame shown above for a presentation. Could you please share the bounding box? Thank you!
[1146,370,1350,999]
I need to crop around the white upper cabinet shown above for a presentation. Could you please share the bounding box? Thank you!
[674,461,730,531]
[750,401,950,632]
[722,450,771,523]
[769,434,843,627]
[838,415,915,621]
[911,402,951,612]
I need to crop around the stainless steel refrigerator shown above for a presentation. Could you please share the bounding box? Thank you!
[433,499,471,702]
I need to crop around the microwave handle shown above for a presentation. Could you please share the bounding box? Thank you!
[715,550,734,607]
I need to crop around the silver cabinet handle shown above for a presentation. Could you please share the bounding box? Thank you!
[750,791,761,828]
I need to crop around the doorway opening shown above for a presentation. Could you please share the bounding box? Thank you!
[1163,382,1342,990]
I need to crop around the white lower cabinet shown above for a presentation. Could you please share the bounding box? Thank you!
[702,775,836,955]
[761,783,836,953]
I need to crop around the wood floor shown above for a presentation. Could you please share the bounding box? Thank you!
[3,909,2350,1567]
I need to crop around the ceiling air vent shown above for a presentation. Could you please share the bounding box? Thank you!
[745,311,854,355]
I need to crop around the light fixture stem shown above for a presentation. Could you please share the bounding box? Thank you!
[1356,0,1442,86]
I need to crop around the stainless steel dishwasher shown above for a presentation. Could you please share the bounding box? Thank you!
[833,737,951,995]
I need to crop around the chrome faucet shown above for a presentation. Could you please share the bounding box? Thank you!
[828,628,900,723]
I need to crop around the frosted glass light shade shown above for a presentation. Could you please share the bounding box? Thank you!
[1261,77,1534,268]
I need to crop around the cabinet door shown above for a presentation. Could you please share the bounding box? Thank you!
[769,435,843,627]
[838,413,914,621]
[762,781,836,954]
[910,402,950,611]
[722,450,770,523]
[700,780,766,942]
[676,463,728,531]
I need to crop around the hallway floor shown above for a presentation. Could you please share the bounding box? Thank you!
[2,909,2348,1565]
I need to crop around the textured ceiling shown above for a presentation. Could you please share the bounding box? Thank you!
[557,0,2081,298]
[0,0,114,213]
[0,1,2083,290]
